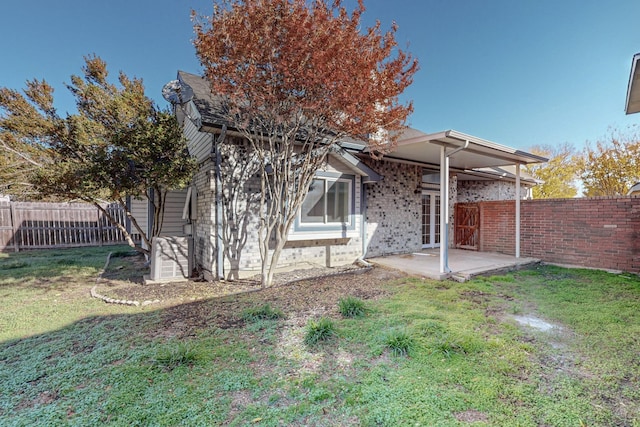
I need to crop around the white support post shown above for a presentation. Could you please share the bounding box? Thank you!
[515,162,521,258]
[439,146,449,273]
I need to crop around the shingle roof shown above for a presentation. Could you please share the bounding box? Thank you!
[177,70,233,129]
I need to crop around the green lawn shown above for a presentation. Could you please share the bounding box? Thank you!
[1,247,639,426]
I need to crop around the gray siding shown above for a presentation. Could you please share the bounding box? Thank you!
[158,189,189,236]
[129,197,149,238]
[184,118,213,163]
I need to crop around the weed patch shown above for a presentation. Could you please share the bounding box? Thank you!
[384,328,414,356]
[241,304,285,322]
[304,317,336,346]
[152,341,203,370]
[338,296,366,318]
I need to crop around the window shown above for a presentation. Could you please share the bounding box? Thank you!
[300,176,353,227]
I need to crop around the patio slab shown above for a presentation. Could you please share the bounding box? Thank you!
[367,249,539,281]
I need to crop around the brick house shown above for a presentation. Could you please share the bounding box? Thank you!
[141,72,546,282]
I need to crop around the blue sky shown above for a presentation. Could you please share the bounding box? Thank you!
[1,0,639,151]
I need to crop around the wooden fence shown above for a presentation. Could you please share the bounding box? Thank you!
[0,201,128,251]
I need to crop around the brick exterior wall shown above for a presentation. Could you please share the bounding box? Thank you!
[192,137,365,279]
[475,197,640,273]
[458,180,530,202]
[364,160,422,257]
[192,159,217,281]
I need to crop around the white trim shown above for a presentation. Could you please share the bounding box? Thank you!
[421,190,441,249]
[182,187,192,220]
[299,177,353,227]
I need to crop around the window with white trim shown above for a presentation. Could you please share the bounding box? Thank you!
[300,177,352,226]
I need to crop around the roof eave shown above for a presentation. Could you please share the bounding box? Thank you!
[625,53,640,115]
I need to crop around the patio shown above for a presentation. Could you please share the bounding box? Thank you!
[368,249,539,281]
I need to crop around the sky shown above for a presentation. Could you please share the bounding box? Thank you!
[1,0,640,152]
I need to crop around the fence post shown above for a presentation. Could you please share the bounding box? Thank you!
[97,207,103,247]
[9,202,19,252]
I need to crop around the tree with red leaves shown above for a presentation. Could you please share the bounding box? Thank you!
[194,0,418,286]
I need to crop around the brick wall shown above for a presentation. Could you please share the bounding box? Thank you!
[457,180,530,202]
[363,160,422,257]
[475,197,640,273]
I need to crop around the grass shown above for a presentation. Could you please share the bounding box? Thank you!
[1,247,639,426]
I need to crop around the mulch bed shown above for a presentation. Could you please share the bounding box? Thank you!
[93,252,407,336]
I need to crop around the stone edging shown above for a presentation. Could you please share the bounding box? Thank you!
[90,251,159,307]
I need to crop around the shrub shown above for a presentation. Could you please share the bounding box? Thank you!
[338,296,366,318]
[241,304,285,322]
[304,317,337,346]
[385,329,414,356]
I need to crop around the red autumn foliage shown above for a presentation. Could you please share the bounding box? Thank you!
[193,0,418,154]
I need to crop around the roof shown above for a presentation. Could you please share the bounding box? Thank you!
[177,71,233,129]
[625,53,640,114]
[629,182,640,195]
[176,71,546,172]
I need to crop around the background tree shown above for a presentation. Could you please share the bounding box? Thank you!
[194,0,418,287]
[579,127,640,196]
[0,56,196,253]
[525,142,580,199]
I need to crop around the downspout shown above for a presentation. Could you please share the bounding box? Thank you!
[439,139,470,274]
[515,162,521,258]
[214,125,227,280]
[360,180,368,261]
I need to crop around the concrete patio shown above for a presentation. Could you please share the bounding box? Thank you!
[367,249,539,281]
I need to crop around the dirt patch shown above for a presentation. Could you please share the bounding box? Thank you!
[94,253,390,307]
[454,409,489,423]
[165,267,399,336]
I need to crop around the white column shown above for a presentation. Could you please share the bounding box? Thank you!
[439,146,449,273]
[515,162,521,258]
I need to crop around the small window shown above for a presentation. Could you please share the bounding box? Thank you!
[300,177,352,226]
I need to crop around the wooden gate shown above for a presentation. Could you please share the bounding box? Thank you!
[455,203,480,250]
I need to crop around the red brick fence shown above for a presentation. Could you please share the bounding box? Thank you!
[471,197,640,273]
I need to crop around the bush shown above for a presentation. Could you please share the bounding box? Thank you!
[241,304,285,322]
[385,329,414,356]
[304,317,337,346]
[338,296,366,318]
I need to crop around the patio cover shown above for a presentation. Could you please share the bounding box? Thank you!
[378,128,547,274]
[384,128,547,169]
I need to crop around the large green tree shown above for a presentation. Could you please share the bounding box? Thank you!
[526,143,580,199]
[0,56,196,253]
[579,127,640,197]
[194,0,418,286]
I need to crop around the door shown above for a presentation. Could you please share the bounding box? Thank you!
[421,191,441,248]
[455,203,479,250]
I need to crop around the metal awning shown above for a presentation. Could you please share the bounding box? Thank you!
[386,129,547,169]
[626,53,640,115]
